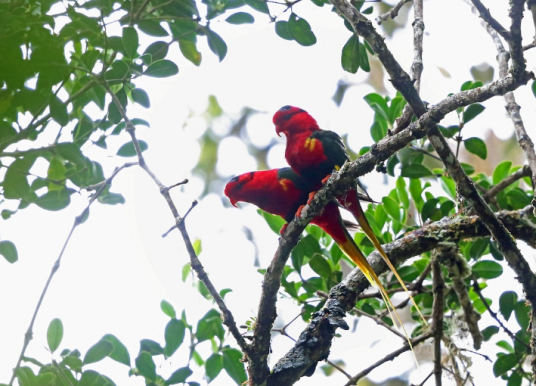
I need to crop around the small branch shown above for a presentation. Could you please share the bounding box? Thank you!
[432,251,445,386]
[411,0,424,95]
[469,0,511,39]
[165,179,189,191]
[414,371,434,386]
[471,276,531,351]
[484,165,532,200]
[344,331,433,386]
[376,0,412,25]
[100,80,250,357]
[8,162,136,386]
[437,244,482,350]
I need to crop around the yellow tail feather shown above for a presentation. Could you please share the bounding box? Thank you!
[337,236,418,365]
[351,199,428,326]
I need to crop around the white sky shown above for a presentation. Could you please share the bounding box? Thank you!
[2,0,536,385]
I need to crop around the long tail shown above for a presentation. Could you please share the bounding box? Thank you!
[340,189,428,325]
[336,228,415,354]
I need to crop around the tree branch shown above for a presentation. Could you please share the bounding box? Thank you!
[100,80,250,357]
[469,0,511,39]
[375,0,412,25]
[432,252,445,386]
[484,165,532,201]
[8,162,137,386]
[265,206,535,385]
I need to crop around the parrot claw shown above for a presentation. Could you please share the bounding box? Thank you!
[306,191,317,206]
[279,223,289,235]
[296,205,306,218]
[321,175,331,185]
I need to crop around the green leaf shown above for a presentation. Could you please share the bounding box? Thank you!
[50,96,69,126]
[16,367,36,386]
[493,354,518,377]
[131,88,150,108]
[532,80,536,98]
[275,21,293,40]
[463,104,485,123]
[138,20,169,37]
[472,260,503,279]
[359,42,370,72]
[222,348,247,385]
[481,325,499,341]
[400,164,434,178]
[421,198,440,222]
[122,26,139,58]
[499,291,518,321]
[382,196,401,222]
[117,140,148,157]
[469,238,488,259]
[140,339,164,355]
[370,118,388,143]
[196,309,224,342]
[364,93,390,122]
[288,13,316,46]
[144,60,179,77]
[461,163,475,175]
[508,371,522,386]
[258,210,285,234]
[309,254,331,277]
[464,137,487,159]
[167,367,193,385]
[161,300,177,318]
[164,319,185,357]
[205,354,223,383]
[83,340,113,364]
[244,0,269,14]
[440,176,456,199]
[35,189,74,211]
[98,192,125,205]
[493,161,512,185]
[497,340,514,353]
[182,262,191,282]
[79,370,112,386]
[396,177,409,209]
[206,29,227,61]
[179,41,202,66]
[102,334,131,366]
[515,301,530,330]
[47,318,63,353]
[143,42,169,63]
[136,351,156,381]
[0,241,18,263]
[226,12,254,24]
[341,34,360,74]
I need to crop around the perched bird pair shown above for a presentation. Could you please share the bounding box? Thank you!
[224,106,426,332]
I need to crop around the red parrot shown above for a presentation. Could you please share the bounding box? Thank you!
[224,168,406,331]
[273,105,426,324]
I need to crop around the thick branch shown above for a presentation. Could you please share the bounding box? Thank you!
[265,206,535,385]
[431,253,445,386]
[469,0,511,39]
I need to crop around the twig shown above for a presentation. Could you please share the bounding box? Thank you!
[437,244,482,350]
[469,0,510,39]
[413,371,434,386]
[471,276,531,350]
[376,0,412,25]
[458,348,492,362]
[484,165,531,200]
[100,80,250,357]
[165,179,189,191]
[344,331,433,386]
[410,145,442,162]
[432,251,446,386]
[8,162,136,386]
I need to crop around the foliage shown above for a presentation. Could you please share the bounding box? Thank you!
[2,0,536,385]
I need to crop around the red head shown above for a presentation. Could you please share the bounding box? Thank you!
[273,105,320,137]
[224,168,309,222]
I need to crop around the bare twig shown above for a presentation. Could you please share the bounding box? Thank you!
[344,331,433,386]
[432,251,446,386]
[8,163,136,386]
[376,0,412,25]
[437,244,482,350]
[471,276,531,351]
[100,80,250,356]
[484,165,532,200]
[469,0,511,39]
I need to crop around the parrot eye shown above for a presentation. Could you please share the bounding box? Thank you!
[279,105,292,112]
[229,176,240,183]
